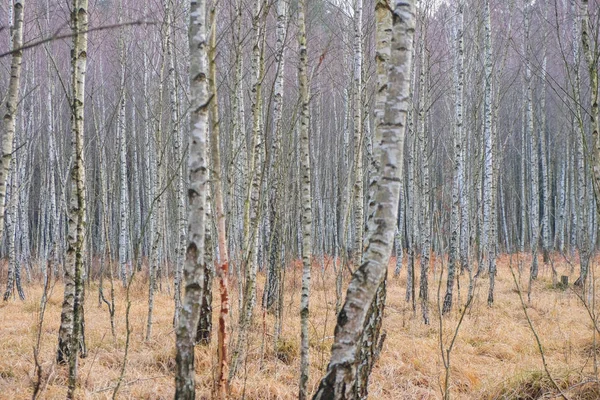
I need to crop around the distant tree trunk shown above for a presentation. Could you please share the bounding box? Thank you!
[174,0,209,397]
[406,111,416,310]
[539,43,550,264]
[520,86,528,254]
[555,152,567,252]
[265,0,288,314]
[117,25,129,288]
[207,5,230,395]
[229,0,246,266]
[417,35,431,325]
[352,0,364,268]
[146,18,167,341]
[525,1,539,282]
[0,0,24,272]
[164,0,187,325]
[298,0,313,397]
[313,1,416,397]
[443,0,464,314]
[482,0,496,305]
[230,0,267,381]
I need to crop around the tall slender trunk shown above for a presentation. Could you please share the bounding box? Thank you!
[174,0,209,397]
[57,1,89,398]
[117,23,129,288]
[146,22,167,341]
[443,0,464,314]
[352,0,364,268]
[230,0,267,381]
[525,1,539,282]
[164,0,187,325]
[417,34,431,325]
[581,0,600,215]
[207,5,231,396]
[265,0,288,313]
[539,11,550,263]
[313,2,416,397]
[482,0,496,304]
[0,0,23,250]
[298,0,312,396]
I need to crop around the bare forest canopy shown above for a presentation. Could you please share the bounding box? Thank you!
[2,0,600,399]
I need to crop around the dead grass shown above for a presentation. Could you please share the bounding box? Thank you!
[1,253,600,399]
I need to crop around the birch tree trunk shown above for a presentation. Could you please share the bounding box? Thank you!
[146,22,167,341]
[417,34,431,325]
[581,0,600,216]
[174,0,209,397]
[352,0,364,268]
[580,0,600,289]
[57,1,89,397]
[117,24,129,288]
[313,1,416,397]
[207,5,231,395]
[443,0,464,314]
[539,42,550,263]
[265,0,288,313]
[164,0,187,325]
[571,0,590,285]
[3,146,23,300]
[482,0,496,304]
[525,1,540,282]
[0,0,24,253]
[230,0,267,381]
[298,0,313,396]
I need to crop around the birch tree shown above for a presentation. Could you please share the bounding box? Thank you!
[56,1,89,398]
[230,0,267,380]
[174,0,209,397]
[313,0,416,396]
[352,0,364,268]
[443,0,464,314]
[482,0,496,304]
[207,3,230,395]
[0,0,24,270]
[297,0,312,396]
[525,0,539,282]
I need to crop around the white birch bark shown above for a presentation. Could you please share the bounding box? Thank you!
[146,22,167,341]
[230,0,267,381]
[539,24,550,262]
[0,0,24,245]
[443,0,464,314]
[525,0,539,281]
[117,25,129,287]
[298,0,313,396]
[164,0,187,323]
[352,0,364,268]
[313,1,416,397]
[581,0,600,215]
[482,0,496,304]
[265,0,288,312]
[57,0,89,396]
[174,0,209,396]
[417,33,431,325]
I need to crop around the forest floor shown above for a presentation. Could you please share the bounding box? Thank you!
[1,253,600,399]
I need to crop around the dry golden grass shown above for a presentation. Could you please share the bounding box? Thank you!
[1,253,600,399]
